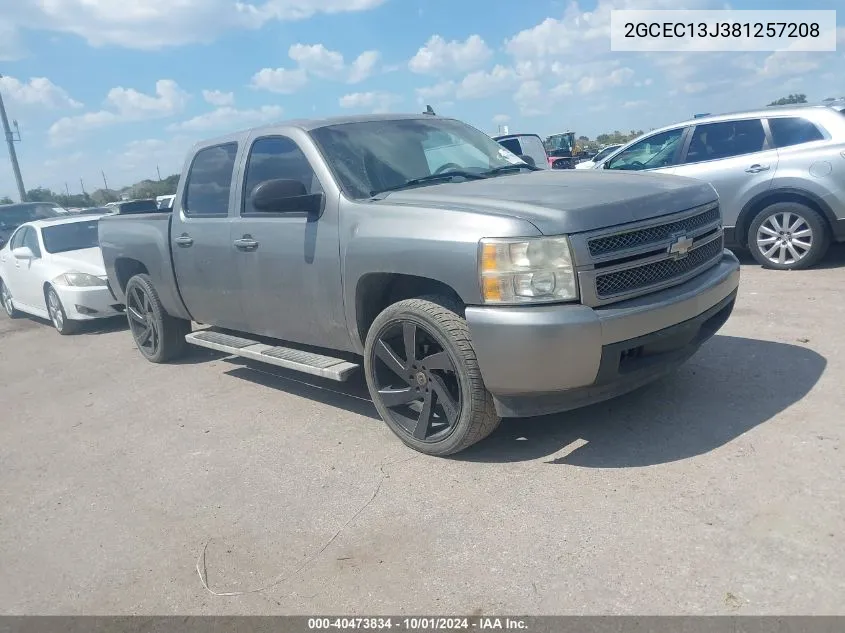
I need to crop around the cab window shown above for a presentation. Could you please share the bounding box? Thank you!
[242,136,322,215]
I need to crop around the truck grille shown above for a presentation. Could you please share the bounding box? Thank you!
[595,235,724,299]
[588,205,721,257]
[571,202,725,307]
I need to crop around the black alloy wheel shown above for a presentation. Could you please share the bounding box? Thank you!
[371,319,462,442]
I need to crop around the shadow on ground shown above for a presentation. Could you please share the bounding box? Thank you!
[214,334,826,467]
[457,334,825,466]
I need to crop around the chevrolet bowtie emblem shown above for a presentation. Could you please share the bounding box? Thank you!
[668,234,694,260]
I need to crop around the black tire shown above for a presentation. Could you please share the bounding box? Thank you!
[748,202,829,270]
[364,295,500,456]
[124,273,190,363]
[45,285,80,335]
[0,278,20,318]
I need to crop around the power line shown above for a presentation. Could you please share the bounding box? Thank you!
[0,74,26,202]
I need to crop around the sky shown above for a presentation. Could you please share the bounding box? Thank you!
[1,0,843,200]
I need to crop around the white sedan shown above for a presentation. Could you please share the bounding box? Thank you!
[0,217,124,334]
[574,144,623,169]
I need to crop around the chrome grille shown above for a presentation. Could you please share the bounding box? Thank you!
[588,206,721,257]
[595,236,724,299]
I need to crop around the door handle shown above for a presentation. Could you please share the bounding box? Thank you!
[174,235,194,247]
[233,237,259,251]
[745,164,770,173]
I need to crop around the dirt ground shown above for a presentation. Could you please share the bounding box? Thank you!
[1,247,843,615]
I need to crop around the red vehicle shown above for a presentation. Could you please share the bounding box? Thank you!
[543,131,576,169]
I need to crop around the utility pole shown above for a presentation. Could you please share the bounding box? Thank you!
[101,170,109,190]
[80,178,86,195]
[0,74,27,202]
[156,165,162,181]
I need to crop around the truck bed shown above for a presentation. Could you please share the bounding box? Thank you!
[98,211,191,320]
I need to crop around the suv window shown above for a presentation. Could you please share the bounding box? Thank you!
[684,119,766,164]
[497,138,522,156]
[243,136,322,215]
[184,143,238,217]
[768,117,825,148]
[606,128,685,171]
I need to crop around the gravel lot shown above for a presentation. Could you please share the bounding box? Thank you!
[1,247,843,615]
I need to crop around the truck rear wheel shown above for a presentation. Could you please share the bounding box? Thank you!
[364,296,500,456]
[125,273,190,363]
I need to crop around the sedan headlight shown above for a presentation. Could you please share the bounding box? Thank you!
[52,272,107,287]
[479,236,578,304]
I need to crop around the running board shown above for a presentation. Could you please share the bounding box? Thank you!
[185,330,359,381]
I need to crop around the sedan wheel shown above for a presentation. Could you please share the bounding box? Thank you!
[1,280,18,318]
[46,286,78,335]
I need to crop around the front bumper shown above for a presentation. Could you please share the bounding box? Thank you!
[55,285,125,321]
[465,250,741,418]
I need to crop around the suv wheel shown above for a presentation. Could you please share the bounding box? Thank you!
[748,202,829,270]
[364,296,500,456]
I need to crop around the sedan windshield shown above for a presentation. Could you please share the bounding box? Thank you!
[41,219,100,254]
[309,118,529,199]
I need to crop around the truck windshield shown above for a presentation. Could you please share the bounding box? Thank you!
[309,118,529,199]
[41,219,100,254]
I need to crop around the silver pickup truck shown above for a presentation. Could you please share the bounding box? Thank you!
[99,113,741,456]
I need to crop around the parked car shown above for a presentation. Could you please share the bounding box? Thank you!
[593,105,845,270]
[575,144,623,169]
[0,202,67,248]
[0,216,124,334]
[99,113,739,456]
[156,194,176,210]
[111,199,160,214]
[493,134,549,169]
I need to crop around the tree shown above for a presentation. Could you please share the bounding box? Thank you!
[0,196,13,205]
[767,93,807,106]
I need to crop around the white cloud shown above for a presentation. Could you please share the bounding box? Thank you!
[577,67,634,94]
[169,105,284,133]
[202,90,235,106]
[457,65,519,100]
[348,50,381,84]
[0,76,82,109]
[339,91,402,113]
[513,80,546,117]
[250,67,309,93]
[1,0,389,51]
[492,114,510,124]
[48,79,189,146]
[409,34,492,75]
[622,100,647,109]
[254,44,381,89]
[289,43,346,78]
[415,81,457,103]
[105,79,190,117]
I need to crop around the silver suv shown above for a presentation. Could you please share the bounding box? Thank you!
[594,105,845,270]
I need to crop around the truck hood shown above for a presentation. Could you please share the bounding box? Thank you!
[50,247,107,276]
[379,170,718,235]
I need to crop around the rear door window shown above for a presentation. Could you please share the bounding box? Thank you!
[183,143,238,217]
[683,119,767,164]
[767,117,825,148]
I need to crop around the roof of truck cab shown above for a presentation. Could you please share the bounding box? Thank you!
[194,113,458,147]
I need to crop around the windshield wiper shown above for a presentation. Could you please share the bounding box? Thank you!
[370,171,488,197]
[483,163,541,177]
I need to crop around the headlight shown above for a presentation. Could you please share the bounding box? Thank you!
[479,236,578,304]
[52,272,107,287]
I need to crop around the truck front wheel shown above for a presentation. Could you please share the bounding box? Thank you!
[124,273,190,363]
[364,296,500,456]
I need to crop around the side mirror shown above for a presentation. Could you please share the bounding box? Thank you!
[518,155,536,167]
[12,246,35,260]
[251,178,323,215]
